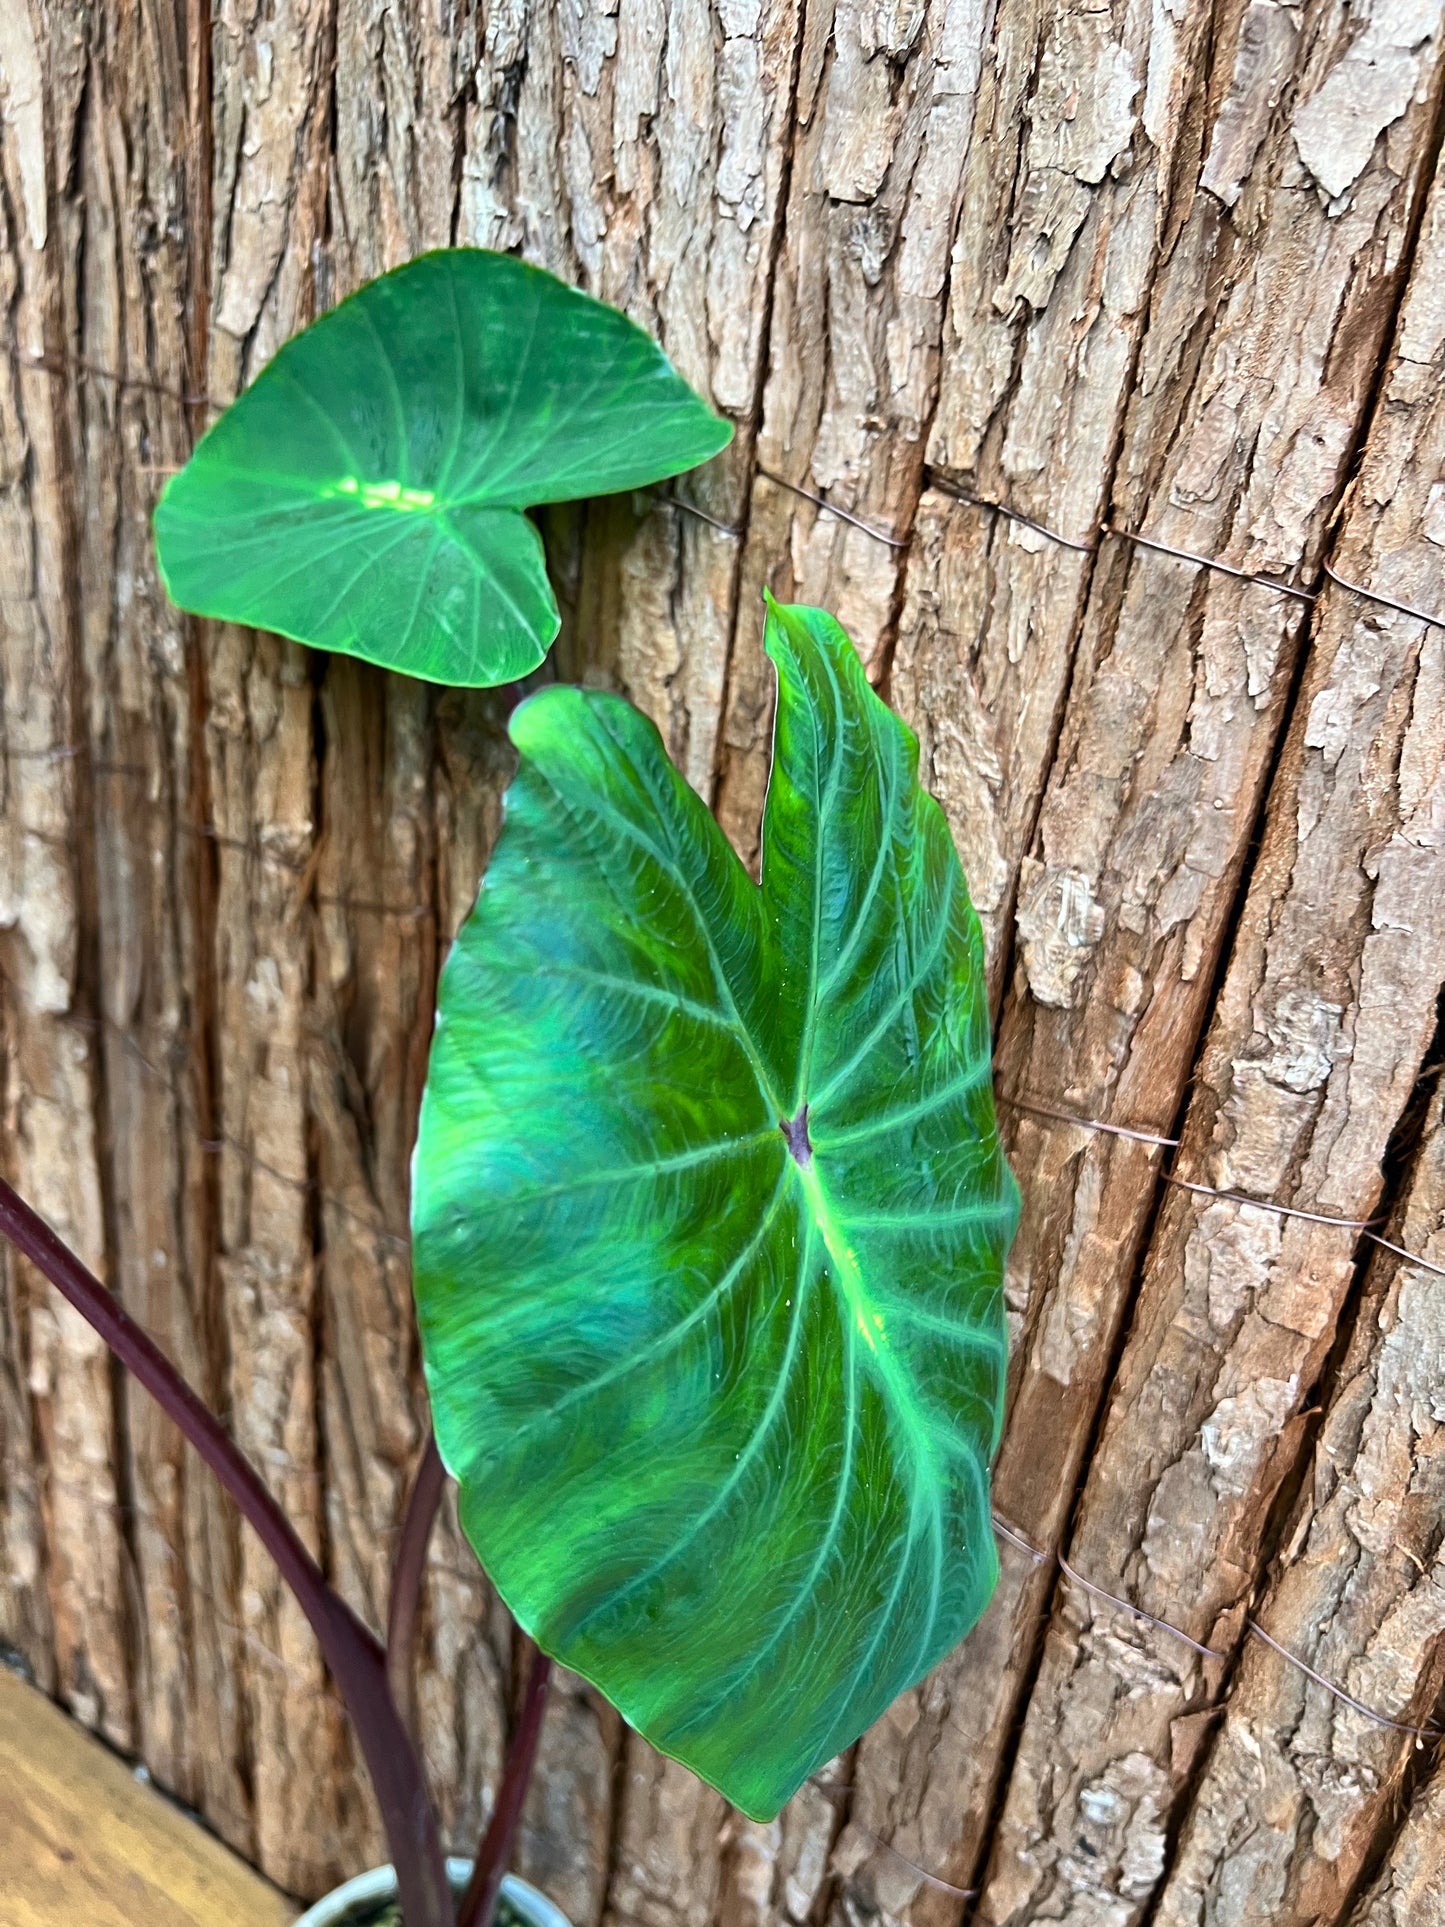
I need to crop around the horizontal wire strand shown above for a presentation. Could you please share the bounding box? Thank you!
[925,474,1099,554]
[1323,560,1445,631]
[1103,523,1319,601]
[1245,1621,1443,1738]
[804,1777,977,1898]
[1001,1092,1179,1149]
[4,339,223,413]
[657,490,744,539]
[755,464,909,548]
[1161,1173,1383,1230]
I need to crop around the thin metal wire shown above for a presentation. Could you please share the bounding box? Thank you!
[991,1512,1050,1564]
[1104,524,1319,603]
[995,1091,1445,1739]
[658,491,744,539]
[1246,1620,1444,1738]
[1004,1093,1436,1263]
[756,465,909,549]
[1162,1174,1382,1231]
[196,1133,412,1253]
[804,1777,978,1898]
[1001,1092,1179,1149]
[1322,560,1445,632]
[19,336,1443,632]
[993,1514,1222,1659]
[10,788,434,922]
[926,474,1098,555]
[54,1011,413,1256]
[1057,1551,1223,1660]
[5,340,221,412]
[919,470,1444,631]
[995,1495,1445,1737]
[1362,1233,1445,1281]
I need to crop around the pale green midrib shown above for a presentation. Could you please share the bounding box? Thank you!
[167,456,539,517]
[789,1157,942,1503]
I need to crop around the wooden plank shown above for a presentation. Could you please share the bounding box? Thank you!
[0,1666,292,1927]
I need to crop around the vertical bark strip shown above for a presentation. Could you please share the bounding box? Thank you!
[894,0,1218,981]
[1154,1082,1445,1927]
[462,0,804,795]
[1347,1759,1445,1927]
[207,622,346,1897]
[975,63,1445,1921]
[602,1749,728,1927]
[70,1,254,1851]
[715,0,995,865]
[0,0,130,1753]
[1145,139,1445,1927]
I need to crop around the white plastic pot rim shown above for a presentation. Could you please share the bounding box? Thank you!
[294,1857,572,1927]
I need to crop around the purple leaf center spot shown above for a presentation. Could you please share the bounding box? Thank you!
[780,1105,813,1167]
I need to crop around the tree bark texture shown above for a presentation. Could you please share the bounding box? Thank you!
[2,4,1444,1924]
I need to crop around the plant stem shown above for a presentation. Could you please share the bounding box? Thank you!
[0,1178,454,1927]
[456,1644,553,1927]
[388,1430,446,1739]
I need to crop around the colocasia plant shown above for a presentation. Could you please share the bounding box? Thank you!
[0,251,1019,1927]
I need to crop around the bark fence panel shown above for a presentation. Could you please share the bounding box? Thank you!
[2,3,1444,1924]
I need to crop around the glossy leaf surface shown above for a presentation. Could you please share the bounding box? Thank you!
[154,249,730,686]
[411,599,1018,1818]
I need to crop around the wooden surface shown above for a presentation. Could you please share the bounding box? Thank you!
[0,1666,294,1927]
[4,5,1445,1926]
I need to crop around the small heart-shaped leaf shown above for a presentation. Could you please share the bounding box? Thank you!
[154,249,731,686]
[411,599,1018,1818]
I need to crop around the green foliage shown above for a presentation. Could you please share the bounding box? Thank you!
[153,249,730,686]
[411,597,1018,1820]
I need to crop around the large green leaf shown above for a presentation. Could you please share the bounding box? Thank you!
[154,249,731,686]
[411,599,1018,1819]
